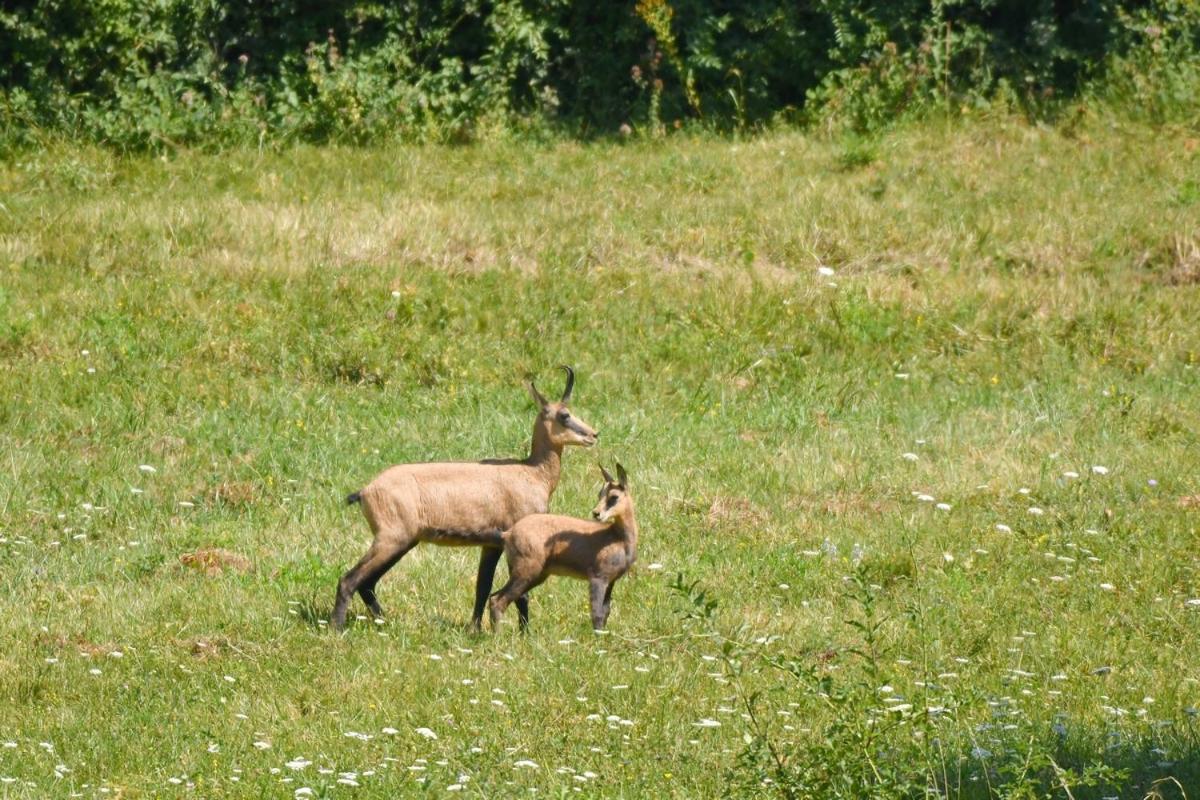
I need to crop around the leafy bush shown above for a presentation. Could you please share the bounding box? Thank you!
[1,0,1198,147]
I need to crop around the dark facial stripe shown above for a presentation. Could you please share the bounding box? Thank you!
[563,417,593,436]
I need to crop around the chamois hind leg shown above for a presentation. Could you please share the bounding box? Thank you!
[471,546,503,631]
[333,536,413,631]
[487,578,518,628]
[489,576,542,630]
[589,578,610,631]
[357,541,416,619]
[515,595,530,632]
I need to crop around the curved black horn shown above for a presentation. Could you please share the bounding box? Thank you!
[559,365,575,403]
[600,464,615,484]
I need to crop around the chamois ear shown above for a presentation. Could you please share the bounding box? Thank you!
[599,464,616,484]
[615,462,628,489]
[527,380,549,409]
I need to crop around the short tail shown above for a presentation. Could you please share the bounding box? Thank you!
[346,491,362,506]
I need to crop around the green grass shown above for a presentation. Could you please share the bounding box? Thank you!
[1,116,1199,798]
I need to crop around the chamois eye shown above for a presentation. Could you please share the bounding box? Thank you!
[606,495,618,508]
[557,411,570,423]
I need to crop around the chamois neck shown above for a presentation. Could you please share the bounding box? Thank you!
[526,426,563,490]
[610,510,638,564]
[609,510,638,540]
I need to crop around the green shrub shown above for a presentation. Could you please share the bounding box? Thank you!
[1,0,1198,147]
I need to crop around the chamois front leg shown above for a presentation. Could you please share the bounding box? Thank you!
[588,578,610,631]
[472,546,503,630]
[600,581,616,629]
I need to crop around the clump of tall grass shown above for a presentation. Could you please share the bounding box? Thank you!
[672,570,1188,798]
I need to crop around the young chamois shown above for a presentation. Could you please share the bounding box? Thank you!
[489,464,637,632]
[334,367,598,631]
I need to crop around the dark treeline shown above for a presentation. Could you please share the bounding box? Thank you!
[0,0,1196,148]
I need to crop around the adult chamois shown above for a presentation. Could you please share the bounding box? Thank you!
[489,464,637,632]
[335,367,598,631]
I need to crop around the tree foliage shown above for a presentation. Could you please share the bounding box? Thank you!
[1,0,1197,147]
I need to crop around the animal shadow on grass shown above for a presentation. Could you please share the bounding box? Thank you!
[291,595,477,636]
[294,595,334,631]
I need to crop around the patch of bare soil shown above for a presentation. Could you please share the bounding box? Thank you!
[1136,233,1200,286]
[34,632,118,657]
[212,480,256,507]
[790,492,897,516]
[179,548,252,576]
[706,495,767,528]
[176,635,245,660]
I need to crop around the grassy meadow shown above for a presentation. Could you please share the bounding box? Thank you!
[1,116,1200,798]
